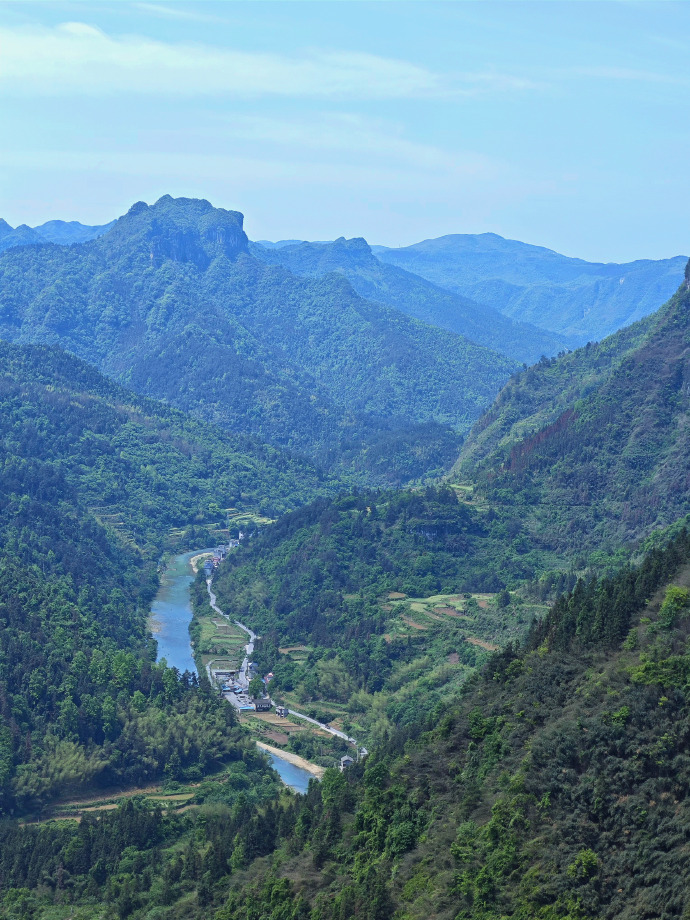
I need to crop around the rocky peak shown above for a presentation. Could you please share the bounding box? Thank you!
[105,196,248,269]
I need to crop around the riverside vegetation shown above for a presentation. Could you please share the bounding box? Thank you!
[0,340,330,819]
[0,197,688,917]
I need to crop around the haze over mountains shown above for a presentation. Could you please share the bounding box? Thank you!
[249,236,569,365]
[0,217,113,252]
[374,233,687,344]
[0,196,516,485]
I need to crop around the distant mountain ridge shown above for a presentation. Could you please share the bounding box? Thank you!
[0,195,516,485]
[0,217,113,253]
[250,236,569,364]
[373,232,687,344]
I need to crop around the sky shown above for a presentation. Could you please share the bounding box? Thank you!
[0,0,688,262]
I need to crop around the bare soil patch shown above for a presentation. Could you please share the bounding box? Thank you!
[401,615,428,630]
[466,637,499,651]
[265,730,289,745]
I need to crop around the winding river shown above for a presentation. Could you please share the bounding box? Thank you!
[149,550,314,794]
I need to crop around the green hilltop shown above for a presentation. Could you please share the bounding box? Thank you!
[0,195,517,485]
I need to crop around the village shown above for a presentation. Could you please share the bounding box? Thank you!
[202,547,365,773]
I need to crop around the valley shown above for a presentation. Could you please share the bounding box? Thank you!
[0,194,689,920]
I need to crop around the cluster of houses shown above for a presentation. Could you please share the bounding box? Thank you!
[203,535,246,577]
[216,661,366,772]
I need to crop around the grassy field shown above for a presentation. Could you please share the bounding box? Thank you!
[195,614,247,668]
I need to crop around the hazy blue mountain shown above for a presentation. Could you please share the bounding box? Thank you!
[254,239,310,249]
[0,217,113,253]
[0,195,516,484]
[0,221,44,251]
[33,218,114,244]
[250,235,570,364]
[374,232,687,344]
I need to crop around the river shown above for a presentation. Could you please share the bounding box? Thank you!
[149,549,315,794]
[149,549,207,675]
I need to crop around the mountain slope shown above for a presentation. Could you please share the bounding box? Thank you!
[0,196,517,484]
[250,236,568,364]
[374,232,687,344]
[456,267,690,556]
[0,340,328,539]
[0,342,290,814]
[7,524,690,917]
[0,217,111,252]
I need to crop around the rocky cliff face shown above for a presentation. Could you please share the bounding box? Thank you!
[113,195,249,269]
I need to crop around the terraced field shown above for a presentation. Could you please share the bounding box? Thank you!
[196,615,247,671]
[383,590,544,650]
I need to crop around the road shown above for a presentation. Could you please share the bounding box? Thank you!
[205,578,256,702]
[282,708,359,747]
[205,576,364,754]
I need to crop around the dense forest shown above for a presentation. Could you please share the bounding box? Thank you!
[456,278,690,557]
[0,341,331,538]
[0,343,311,817]
[250,237,567,365]
[0,196,516,485]
[0,196,689,919]
[6,524,690,919]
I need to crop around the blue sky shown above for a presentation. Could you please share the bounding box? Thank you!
[0,1,688,261]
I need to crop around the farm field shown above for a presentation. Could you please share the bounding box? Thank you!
[383,589,542,649]
[261,589,549,752]
[194,614,247,670]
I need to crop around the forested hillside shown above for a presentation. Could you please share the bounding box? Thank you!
[7,525,690,918]
[374,232,686,344]
[0,342,324,816]
[0,196,516,484]
[456,270,690,557]
[2,207,689,920]
[0,341,329,535]
[250,236,567,365]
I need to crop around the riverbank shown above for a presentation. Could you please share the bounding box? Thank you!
[190,551,212,573]
[256,742,326,778]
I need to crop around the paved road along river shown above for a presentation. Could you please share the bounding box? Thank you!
[149,550,315,793]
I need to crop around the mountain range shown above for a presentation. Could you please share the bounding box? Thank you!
[0,196,517,485]
[2,194,690,919]
[373,232,687,344]
[249,236,569,365]
[0,217,113,252]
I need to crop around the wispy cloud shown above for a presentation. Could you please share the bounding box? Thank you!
[0,21,536,99]
[132,3,231,25]
[218,113,470,172]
